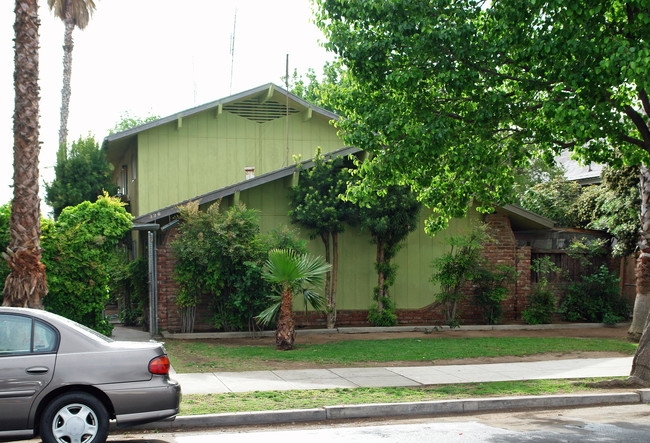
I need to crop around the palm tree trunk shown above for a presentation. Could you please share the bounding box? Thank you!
[58,13,74,149]
[629,164,650,341]
[3,0,48,308]
[276,288,295,350]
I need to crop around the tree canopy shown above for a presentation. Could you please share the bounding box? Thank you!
[315,0,650,233]
[109,111,160,135]
[315,0,650,381]
[45,134,117,219]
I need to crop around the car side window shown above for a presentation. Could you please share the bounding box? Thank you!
[34,320,58,353]
[0,314,32,354]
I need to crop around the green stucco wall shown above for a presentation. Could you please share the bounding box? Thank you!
[134,110,344,217]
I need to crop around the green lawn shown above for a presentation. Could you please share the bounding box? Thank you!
[179,378,625,415]
[164,336,637,373]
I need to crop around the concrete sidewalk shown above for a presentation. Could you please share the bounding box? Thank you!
[173,357,634,394]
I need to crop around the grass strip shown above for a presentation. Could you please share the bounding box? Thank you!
[179,378,625,415]
[164,337,637,373]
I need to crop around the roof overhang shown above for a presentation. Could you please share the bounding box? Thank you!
[496,204,555,230]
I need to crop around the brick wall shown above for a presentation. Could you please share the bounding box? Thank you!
[156,227,181,332]
[155,215,533,332]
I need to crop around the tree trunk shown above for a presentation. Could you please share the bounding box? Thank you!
[631,310,650,381]
[327,231,338,329]
[276,288,295,351]
[320,232,333,328]
[376,241,385,312]
[629,164,650,341]
[58,13,75,149]
[3,0,48,308]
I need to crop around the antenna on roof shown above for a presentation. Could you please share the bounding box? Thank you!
[285,54,290,166]
[229,9,237,95]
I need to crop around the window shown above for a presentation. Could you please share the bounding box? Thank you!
[34,321,58,352]
[0,314,32,354]
[0,314,59,355]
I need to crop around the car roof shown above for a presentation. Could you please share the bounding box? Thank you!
[0,306,115,346]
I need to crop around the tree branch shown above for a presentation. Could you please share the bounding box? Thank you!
[624,105,650,148]
[639,88,650,122]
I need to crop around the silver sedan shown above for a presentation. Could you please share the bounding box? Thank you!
[0,306,181,443]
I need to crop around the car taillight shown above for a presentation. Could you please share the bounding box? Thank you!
[149,355,171,375]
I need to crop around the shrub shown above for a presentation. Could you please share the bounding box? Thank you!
[559,264,629,323]
[522,290,556,325]
[472,265,516,325]
[42,195,133,335]
[431,224,489,326]
[173,201,275,333]
[522,257,558,325]
[368,290,397,326]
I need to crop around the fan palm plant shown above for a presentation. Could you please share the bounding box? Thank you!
[258,249,330,350]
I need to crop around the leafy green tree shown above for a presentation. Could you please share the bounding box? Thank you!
[359,185,421,326]
[108,111,160,135]
[289,150,357,328]
[518,179,582,227]
[45,135,118,219]
[47,0,96,148]
[41,194,133,335]
[315,0,650,380]
[287,61,347,114]
[257,249,330,350]
[511,156,568,205]
[580,165,640,257]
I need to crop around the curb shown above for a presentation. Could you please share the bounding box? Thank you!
[160,322,624,340]
[122,390,650,431]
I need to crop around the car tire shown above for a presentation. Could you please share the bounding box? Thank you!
[39,391,109,443]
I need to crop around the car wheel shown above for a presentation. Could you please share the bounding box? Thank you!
[39,392,109,443]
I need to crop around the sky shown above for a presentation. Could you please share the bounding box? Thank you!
[0,0,334,213]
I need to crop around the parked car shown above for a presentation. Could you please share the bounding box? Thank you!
[0,306,180,442]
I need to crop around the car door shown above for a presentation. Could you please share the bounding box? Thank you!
[0,314,58,432]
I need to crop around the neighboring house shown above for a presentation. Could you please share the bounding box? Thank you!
[555,149,603,185]
[103,84,556,333]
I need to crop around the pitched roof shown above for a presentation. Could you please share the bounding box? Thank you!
[102,83,339,150]
[555,149,603,185]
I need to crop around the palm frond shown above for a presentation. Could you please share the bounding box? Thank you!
[263,249,331,287]
[255,294,281,327]
[295,253,330,287]
[302,289,327,312]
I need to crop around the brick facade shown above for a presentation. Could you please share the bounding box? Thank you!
[155,214,533,332]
